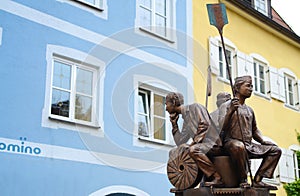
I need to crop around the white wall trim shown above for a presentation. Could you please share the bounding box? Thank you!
[0,0,188,76]
[0,137,166,174]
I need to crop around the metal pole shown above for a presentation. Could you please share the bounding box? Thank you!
[219,30,254,187]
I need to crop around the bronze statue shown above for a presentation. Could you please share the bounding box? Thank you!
[219,75,282,190]
[210,92,231,141]
[166,92,223,188]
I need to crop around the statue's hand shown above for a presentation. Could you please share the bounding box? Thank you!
[169,113,179,124]
[197,121,208,134]
[261,141,276,146]
[230,97,239,112]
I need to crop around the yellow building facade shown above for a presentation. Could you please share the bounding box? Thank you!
[193,0,300,195]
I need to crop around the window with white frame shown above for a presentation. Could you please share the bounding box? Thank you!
[137,86,170,143]
[75,0,103,9]
[218,45,234,81]
[284,74,299,108]
[50,57,98,125]
[138,0,173,40]
[254,0,268,15]
[253,60,268,95]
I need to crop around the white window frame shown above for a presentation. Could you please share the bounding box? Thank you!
[284,73,299,109]
[137,84,170,144]
[42,45,105,134]
[136,0,176,43]
[209,36,237,84]
[218,44,235,82]
[253,61,270,98]
[289,144,300,180]
[50,57,98,126]
[133,76,176,148]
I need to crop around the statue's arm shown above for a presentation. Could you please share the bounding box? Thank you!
[219,98,238,132]
[170,114,190,146]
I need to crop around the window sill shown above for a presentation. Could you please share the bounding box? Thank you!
[72,0,104,12]
[217,77,231,85]
[139,27,175,44]
[253,91,271,101]
[138,136,175,147]
[49,116,101,129]
[284,104,300,112]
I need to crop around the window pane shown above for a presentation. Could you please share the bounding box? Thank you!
[219,47,223,77]
[154,117,165,140]
[225,49,231,65]
[140,8,152,29]
[155,15,166,36]
[51,89,70,117]
[260,80,265,94]
[140,0,151,8]
[138,92,147,114]
[154,94,165,116]
[289,92,294,105]
[155,0,166,16]
[53,61,71,90]
[76,68,93,95]
[138,115,149,137]
[255,0,266,12]
[259,65,264,79]
[288,79,293,91]
[84,0,95,4]
[75,95,92,122]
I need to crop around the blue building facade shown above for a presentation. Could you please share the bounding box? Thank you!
[0,0,193,195]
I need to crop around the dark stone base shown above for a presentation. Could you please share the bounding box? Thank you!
[171,187,276,196]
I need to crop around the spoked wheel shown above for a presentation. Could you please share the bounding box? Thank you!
[167,144,203,190]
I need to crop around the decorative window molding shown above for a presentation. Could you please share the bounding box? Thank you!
[133,75,176,148]
[42,45,105,135]
[209,36,237,83]
[135,0,176,43]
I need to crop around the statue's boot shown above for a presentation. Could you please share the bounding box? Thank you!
[204,172,224,187]
[253,181,277,190]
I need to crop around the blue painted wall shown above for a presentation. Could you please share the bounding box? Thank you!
[0,0,191,195]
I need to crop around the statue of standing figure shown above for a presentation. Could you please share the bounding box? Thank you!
[219,75,282,189]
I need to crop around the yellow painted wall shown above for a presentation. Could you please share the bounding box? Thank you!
[193,0,300,194]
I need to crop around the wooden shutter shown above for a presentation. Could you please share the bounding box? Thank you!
[236,51,247,76]
[279,148,295,183]
[269,66,285,102]
[237,51,254,79]
[278,69,286,102]
[209,37,219,75]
